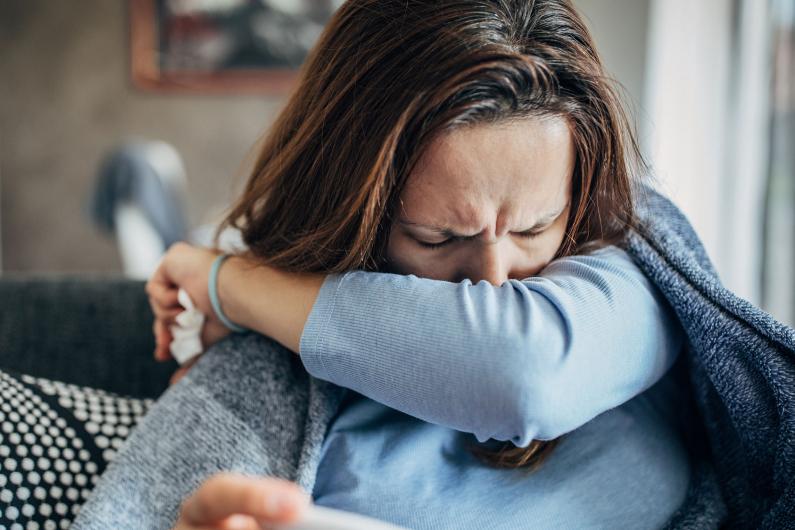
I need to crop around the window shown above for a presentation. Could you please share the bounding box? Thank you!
[761,0,795,327]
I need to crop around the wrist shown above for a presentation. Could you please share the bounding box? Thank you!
[215,253,327,354]
[211,254,249,333]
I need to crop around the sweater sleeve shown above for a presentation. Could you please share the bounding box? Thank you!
[297,245,684,446]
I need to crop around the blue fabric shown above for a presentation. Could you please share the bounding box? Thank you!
[300,245,691,528]
[624,188,795,528]
[311,374,691,529]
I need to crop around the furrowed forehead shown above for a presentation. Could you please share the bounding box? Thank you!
[397,201,569,237]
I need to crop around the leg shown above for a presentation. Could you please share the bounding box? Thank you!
[70,332,345,530]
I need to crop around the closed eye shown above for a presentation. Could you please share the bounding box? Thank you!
[514,228,544,239]
[415,238,458,249]
[415,228,545,249]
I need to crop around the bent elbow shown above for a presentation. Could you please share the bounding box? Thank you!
[501,341,573,445]
[508,380,572,444]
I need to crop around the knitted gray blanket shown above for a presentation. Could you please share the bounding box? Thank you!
[71,188,795,529]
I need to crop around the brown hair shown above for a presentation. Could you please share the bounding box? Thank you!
[216,0,648,472]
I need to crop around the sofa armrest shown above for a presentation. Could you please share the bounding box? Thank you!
[0,274,177,399]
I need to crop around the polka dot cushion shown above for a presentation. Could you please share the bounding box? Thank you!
[0,369,153,529]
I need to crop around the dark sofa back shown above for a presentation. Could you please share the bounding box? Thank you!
[0,276,176,399]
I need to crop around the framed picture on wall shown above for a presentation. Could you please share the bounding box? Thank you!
[129,0,345,94]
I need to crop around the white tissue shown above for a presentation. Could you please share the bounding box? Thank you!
[169,288,205,365]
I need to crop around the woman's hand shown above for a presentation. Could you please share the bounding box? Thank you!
[169,355,201,386]
[173,472,311,530]
[146,242,232,363]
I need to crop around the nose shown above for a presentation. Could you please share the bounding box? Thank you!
[462,240,511,286]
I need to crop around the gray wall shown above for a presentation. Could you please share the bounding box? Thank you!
[0,0,650,274]
[576,0,651,140]
[0,0,282,273]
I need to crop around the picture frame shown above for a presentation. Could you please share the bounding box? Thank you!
[129,0,343,94]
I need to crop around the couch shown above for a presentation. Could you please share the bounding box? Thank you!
[0,275,177,399]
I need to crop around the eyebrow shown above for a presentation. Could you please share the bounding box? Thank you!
[398,203,569,238]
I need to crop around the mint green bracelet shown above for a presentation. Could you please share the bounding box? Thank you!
[209,254,248,333]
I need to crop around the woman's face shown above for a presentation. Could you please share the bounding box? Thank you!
[385,116,574,285]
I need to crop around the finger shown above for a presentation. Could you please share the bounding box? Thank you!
[154,319,173,346]
[150,300,183,323]
[181,473,310,525]
[173,522,219,530]
[218,514,260,530]
[173,518,256,530]
[148,282,181,309]
[154,319,174,361]
[169,356,200,385]
[169,366,188,386]
[146,257,178,293]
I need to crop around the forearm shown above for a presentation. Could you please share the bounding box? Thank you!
[214,247,682,446]
[217,255,326,354]
[299,271,569,444]
[298,246,683,445]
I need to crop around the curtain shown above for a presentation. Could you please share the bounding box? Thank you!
[762,0,795,327]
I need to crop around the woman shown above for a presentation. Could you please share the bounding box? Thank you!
[151,120,688,529]
[137,0,689,527]
[6,0,781,528]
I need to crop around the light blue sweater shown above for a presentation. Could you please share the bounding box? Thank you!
[299,245,691,528]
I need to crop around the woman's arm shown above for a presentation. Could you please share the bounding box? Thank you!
[218,257,324,355]
[217,245,683,447]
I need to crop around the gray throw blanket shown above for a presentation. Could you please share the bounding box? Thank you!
[71,187,795,529]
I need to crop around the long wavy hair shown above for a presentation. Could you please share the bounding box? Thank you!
[216,0,648,471]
